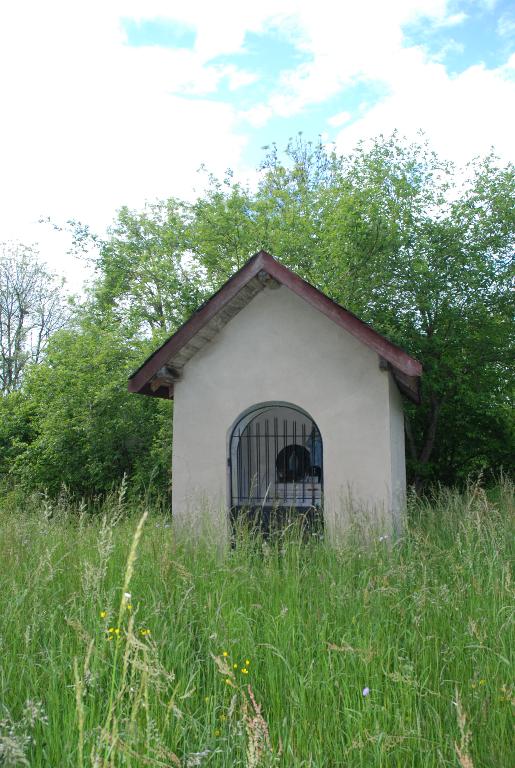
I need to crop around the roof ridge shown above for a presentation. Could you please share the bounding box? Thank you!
[128,250,422,402]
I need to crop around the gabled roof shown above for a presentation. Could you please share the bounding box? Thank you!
[128,251,422,403]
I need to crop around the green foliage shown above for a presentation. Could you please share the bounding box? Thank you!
[2,318,172,496]
[188,169,262,284]
[93,200,206,337]
[317,138,514,486]
[0,483,513,765]
[1,132,513,495]
[0,390,38,476]
[186,135,514,487]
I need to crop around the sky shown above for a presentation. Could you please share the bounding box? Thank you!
[0,0,514,292]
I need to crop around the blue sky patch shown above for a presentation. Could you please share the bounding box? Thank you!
[403,0,515,73]
[121,17,196,49]
[118,7,514,176]
[210,29,310,105]
[239,79,391,169]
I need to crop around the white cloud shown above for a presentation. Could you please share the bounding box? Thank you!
[333,51,515,167]
[476,0,500,10]
[497,13,515,38]
[117,0,292,60]
[229,0,463,121]
[0,1,257,285]
[230,0,515,169]
[327,111,352,128]
[432,39,465,61]
[433,11,468,27]
[0,0,513,291]
[222,66,260,91]
[241,104,274,128]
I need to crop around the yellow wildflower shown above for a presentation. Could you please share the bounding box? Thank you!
[222,651,229,657]
[233,663,238,669]
[245,659,250,666]
[225,678,231,685]
[127,604,133,613]
[241,668,248,675]
[100,610,107,619]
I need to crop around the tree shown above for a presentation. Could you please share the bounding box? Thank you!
[187,139,339,289]
[93,201,205,340]
[3,313,172,496]
[0,242,66,394]
[4,134,512,496]
[321,138,514,486]
[187,135,514,487]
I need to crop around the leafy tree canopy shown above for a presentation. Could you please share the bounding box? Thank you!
[2,133,513,495]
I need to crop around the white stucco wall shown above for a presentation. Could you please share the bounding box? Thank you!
[171,284,406,542]
[388,372,407,535]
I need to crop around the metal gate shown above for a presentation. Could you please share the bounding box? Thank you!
[229,404,323,529]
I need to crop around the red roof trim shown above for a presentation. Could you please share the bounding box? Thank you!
[260,253,422,377]
[128,251,267,394]
[128,250,422,397]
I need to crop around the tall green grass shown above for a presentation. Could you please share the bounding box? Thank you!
[0,480,513,767]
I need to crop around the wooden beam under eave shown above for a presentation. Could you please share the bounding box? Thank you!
[391,368,420,404]
[149,380,174,398]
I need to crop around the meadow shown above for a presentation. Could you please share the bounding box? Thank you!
[0,480,513,767]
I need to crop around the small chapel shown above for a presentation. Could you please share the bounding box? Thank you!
[128,251,422,541]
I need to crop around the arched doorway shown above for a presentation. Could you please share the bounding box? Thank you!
[228,402,323,531]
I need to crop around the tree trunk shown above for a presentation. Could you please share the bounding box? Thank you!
[414,395,441,493]
[404,413,417,462]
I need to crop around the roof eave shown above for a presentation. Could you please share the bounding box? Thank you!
[128,250,423,402]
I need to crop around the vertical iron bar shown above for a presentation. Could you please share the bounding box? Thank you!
[237,428,242,507]
[256,421,261,503]
[319,424,323,508]
[247,423,252,504]
[311,422,315,506]
[302,421,306,504]
[293,419,297,510]
[274,417,278,502]
[265,418,269,503]
[230,433,233,508]
[283,418,287,506]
